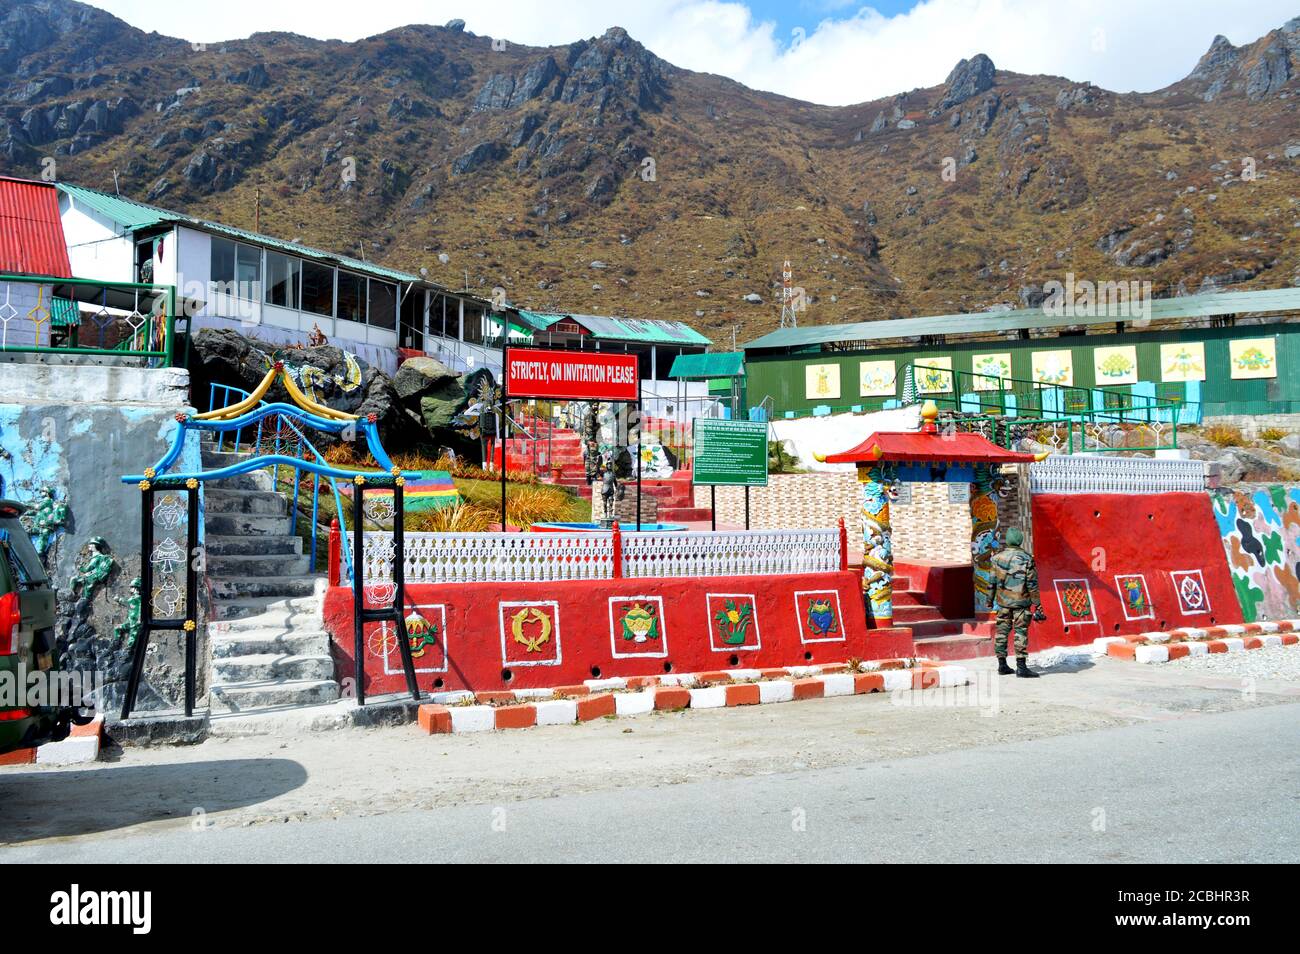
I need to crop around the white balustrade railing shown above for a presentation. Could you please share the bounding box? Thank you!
[621,530,840,578]
[351,528,842,585]
[1029,455,1207,495]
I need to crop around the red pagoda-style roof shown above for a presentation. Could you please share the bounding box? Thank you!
[0,176,72,278]
[822,402,1044,465]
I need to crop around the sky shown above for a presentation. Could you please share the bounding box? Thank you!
[87,0,1298,106]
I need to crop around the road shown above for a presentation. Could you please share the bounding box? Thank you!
[2,653,1298,862]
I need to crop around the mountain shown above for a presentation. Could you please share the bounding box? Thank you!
[2,0,1299,343]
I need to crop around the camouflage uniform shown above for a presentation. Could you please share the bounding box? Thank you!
[989,545,1041,657]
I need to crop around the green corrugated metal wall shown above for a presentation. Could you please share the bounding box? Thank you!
[745,323,1300,417]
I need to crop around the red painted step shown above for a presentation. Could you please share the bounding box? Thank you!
[659,506,713,522]
[913,633,996,661]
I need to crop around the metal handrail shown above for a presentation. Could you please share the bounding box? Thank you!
[207,382,353,575]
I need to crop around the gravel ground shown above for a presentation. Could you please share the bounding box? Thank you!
[1166,644,1300,681]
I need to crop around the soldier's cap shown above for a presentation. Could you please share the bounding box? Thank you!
[1004,527,1024,546]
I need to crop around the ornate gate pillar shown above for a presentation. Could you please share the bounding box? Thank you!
[970,463,999,615]
[858,461,897,627]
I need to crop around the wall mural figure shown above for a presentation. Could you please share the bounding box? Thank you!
[859,462,897,626]
[113,576,143,648]
[21,485,68,560]
[970,464,1003,614]
[1213,486,1300,622]
[69,536,115,599]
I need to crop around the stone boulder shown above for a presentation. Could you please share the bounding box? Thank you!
[190,328,410,445]
[938,54,995,111]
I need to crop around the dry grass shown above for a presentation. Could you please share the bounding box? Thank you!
[1204,424,1247,447]
[1259,427,1288,442]
[405,501,497,532]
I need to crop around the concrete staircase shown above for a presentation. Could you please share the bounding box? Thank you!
[891,573,996,661]
[200,439,339,713]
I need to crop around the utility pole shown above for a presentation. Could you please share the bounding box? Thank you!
[112,169,120,195]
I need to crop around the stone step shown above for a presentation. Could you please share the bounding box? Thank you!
[208,552,311,577]
[204,488,288,516]
[892,589,928,608]
[205,534,303,556]
[912,633,996,661]
[211,628,332,658]
[211,653,335,683]
[205,512,295,536]
[204,470,275,492]
[208,600,322,631]
[892,604,945,623]
[201,448,253,470]
[209,678,340,713]
[208,575,323,601]
[209,594,323,622]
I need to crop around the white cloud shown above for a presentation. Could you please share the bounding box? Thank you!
[89,0,1298,105]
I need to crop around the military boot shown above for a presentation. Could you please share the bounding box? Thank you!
[996,655,1015,675]
[1016,656,1040,678]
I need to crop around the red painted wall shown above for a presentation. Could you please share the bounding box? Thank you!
[1028,493,1242,648]
[324,571,915,696]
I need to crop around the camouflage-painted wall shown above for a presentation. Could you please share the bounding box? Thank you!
[1212,486,1300,623]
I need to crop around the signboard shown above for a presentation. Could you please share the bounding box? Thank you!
[505,347,639,401]
[692,419,769,487]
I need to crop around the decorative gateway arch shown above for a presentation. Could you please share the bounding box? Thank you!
[820,401,1047,627]
[118,360,421,719]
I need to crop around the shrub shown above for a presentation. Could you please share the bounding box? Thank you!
[406,501,496,532]
[1204,424,1246,447]
[1260,427,1288,442]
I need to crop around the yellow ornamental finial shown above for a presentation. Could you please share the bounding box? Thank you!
[395,476,405,487]
[391,466,401,476]
[355,475,366,486]
[185,478,199,489]
[183,619,196,632]
[813,452,827,463]
[144,467,156,479]
[139,480,151,491]
[920,400,939,424]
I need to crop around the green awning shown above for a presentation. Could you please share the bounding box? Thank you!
[669,351,745,378]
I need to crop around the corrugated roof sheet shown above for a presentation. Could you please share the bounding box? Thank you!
[520,310,711,345]
[742,287,1300,351]
[0,176,72,278]
[668,351,745,378]
[57,182,421,285]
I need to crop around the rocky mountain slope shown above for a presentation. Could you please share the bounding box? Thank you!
[2,0,1299,342]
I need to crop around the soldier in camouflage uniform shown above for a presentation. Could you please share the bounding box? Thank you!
[988,527,1042,678]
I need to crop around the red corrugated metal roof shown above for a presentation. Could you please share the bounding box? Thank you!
[824,429,1040,465]
[0,176,72,278]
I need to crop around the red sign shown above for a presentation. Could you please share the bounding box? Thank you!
[505,347,639,401]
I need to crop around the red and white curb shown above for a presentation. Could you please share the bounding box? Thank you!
[0,717,103,767]
[416,660,971,734]
[1092,620,1300,664]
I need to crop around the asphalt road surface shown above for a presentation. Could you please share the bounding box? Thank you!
[4,701,1296,863]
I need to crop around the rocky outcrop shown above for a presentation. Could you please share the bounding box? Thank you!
[452,140,506,174]
[937,54,995,111]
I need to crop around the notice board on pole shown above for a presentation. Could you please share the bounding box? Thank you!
[692,419,769,487]
[505,347,639,402]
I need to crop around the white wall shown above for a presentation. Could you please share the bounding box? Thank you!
[58,196,134,283]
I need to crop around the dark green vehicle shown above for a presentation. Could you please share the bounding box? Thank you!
[0,499,88,755]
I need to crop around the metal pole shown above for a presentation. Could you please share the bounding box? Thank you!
[121,485,154,720]
[184,483,199,717]
[710,485,716,531]
[744,485,750,530]
[501,337,509,530]
[352,482,366,706]
[391,481,421,701]
[635,397,642,531]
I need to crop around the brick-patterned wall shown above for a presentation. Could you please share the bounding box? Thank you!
[694,472,971,563]
[1202,413,1300,440]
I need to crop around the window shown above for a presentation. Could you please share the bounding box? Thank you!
[336,271,366,324]
[210,237,261,299]
[235,244,261,294]
[368,280,396,330]
[301,261,334,317]
[400,289,424,348]
[264,252,301,308]
[462,304,483,344]
[210,237,235,284]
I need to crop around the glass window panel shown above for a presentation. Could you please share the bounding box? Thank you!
[336,271,366,324]
[235,244,261,298]
[368,280,396,330]
[301,261,334,317]
[264,252,301,308]
[210,237,235,285]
